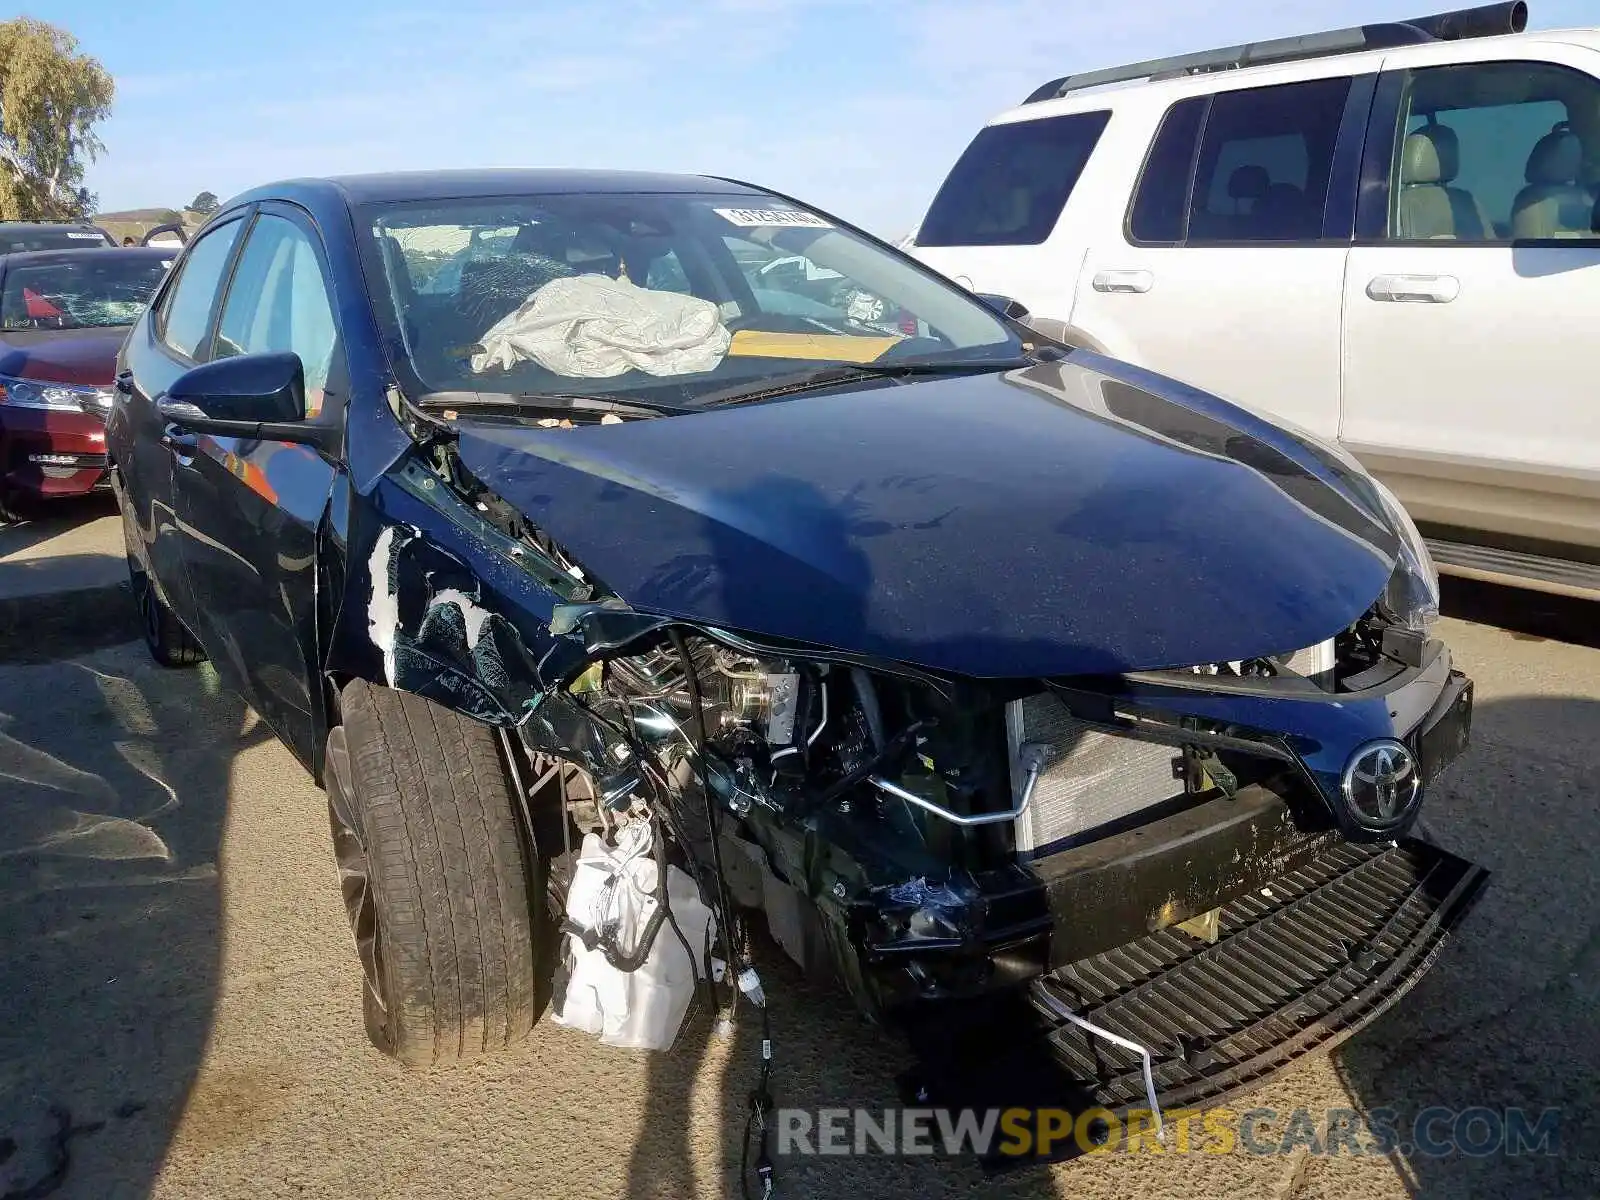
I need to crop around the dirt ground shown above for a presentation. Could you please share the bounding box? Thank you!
[1,499,1596,1199]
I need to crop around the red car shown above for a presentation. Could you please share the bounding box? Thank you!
[0,247,175,520]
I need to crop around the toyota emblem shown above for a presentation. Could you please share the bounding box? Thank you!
[1340,738,1423,830]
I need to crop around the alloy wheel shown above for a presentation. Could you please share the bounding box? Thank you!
[324,725,390,1017]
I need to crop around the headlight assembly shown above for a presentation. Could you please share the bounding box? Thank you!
[1371,478,1440,636]
[0,375,103,412]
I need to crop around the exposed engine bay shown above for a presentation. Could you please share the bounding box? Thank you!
[519,615,1430,1025]
[537,627,1032,1020]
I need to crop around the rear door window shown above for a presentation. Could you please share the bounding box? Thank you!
[915,110,1110,247]
[1127,97,1207,243]
[1187,77,1352,243]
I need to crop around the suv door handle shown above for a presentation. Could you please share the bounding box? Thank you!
[1092,269,1154,294]
[1366,274,1459,303]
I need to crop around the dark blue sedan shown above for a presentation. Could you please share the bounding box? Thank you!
[106,170,1481,1142]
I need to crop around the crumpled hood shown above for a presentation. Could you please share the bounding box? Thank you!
[452,353,1401,679]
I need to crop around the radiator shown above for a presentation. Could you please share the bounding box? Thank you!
[1284,637,1335,682]
[1006,691,1182,857]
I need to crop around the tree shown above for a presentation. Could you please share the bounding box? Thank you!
[189,190,218,215]
[0,18,113,221]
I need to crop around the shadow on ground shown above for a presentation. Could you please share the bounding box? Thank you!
[0,495,132,663]
[0,624,269,1199]
[1320,583,1600,1198]
[1439,575,1600,651]
[1328,688,1600,1198]
[0,494,118,557]
[621,934,1069,1200]
[0,570,138,663]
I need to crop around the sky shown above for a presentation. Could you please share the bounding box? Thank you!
[31,0,1599,238]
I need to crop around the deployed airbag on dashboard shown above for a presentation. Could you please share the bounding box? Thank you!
[470,273,732,379]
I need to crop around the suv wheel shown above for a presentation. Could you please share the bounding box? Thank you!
[325,679,545,1066]
[123,517,205,667]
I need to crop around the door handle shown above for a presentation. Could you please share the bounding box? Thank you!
[1091,269,1154,294]
[160,423,200,462]
[1366,274,1459,303]
[114,369,135,395]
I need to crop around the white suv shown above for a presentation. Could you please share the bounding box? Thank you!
[905,2,1600,600]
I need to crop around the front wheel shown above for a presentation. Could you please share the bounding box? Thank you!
[326,679,546,1067]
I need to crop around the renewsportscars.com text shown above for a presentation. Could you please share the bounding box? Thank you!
[775,1105,1561,1160]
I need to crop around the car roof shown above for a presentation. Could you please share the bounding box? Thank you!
[998,26,1600,125]
[0,246,175,269]
[229,169,768,211]
[0,221,105,232]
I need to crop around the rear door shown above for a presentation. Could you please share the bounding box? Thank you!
[169,205,345,766]
[1341,49,1600,553]
[1071,74,1372,442]
[115,215,247,626]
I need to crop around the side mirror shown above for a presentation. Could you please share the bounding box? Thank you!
[977,293,1030,321]
[159,351,335,450]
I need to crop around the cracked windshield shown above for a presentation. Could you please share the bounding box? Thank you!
[369,194,1019,407]
[0,255,172,331]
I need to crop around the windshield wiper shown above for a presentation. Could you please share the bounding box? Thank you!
[695,355,1042,409]
[418,390,695,419]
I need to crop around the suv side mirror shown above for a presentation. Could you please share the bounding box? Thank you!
[158,352,337,450]
[977,293,1031,321]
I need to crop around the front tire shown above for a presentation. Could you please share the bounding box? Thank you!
[326,679,544,1067]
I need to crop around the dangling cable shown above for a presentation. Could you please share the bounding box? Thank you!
[741,991,775,1200]
[668,628,776,1197]
[667,628,740,987]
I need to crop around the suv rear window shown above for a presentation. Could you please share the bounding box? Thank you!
[1128,98,1207,243]
[1126,78,1353,245]
[915,111,1110,247]
[1189,77,1351,243]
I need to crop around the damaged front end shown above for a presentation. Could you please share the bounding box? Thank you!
[546,610,1479,1018]
[331,391,1483,1132]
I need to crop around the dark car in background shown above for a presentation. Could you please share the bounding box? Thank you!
[106,171,1481,1151]
[0,247,175,520]
[0,221,117,254]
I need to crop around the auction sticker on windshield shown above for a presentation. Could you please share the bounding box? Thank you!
[714,208,832,229]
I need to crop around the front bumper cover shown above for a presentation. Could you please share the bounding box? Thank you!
[876,653,1483,1150]
[0,405,109,499]
[902,835,1489,1167]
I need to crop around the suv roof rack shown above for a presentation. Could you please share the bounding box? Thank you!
[1023,2,1528,103]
